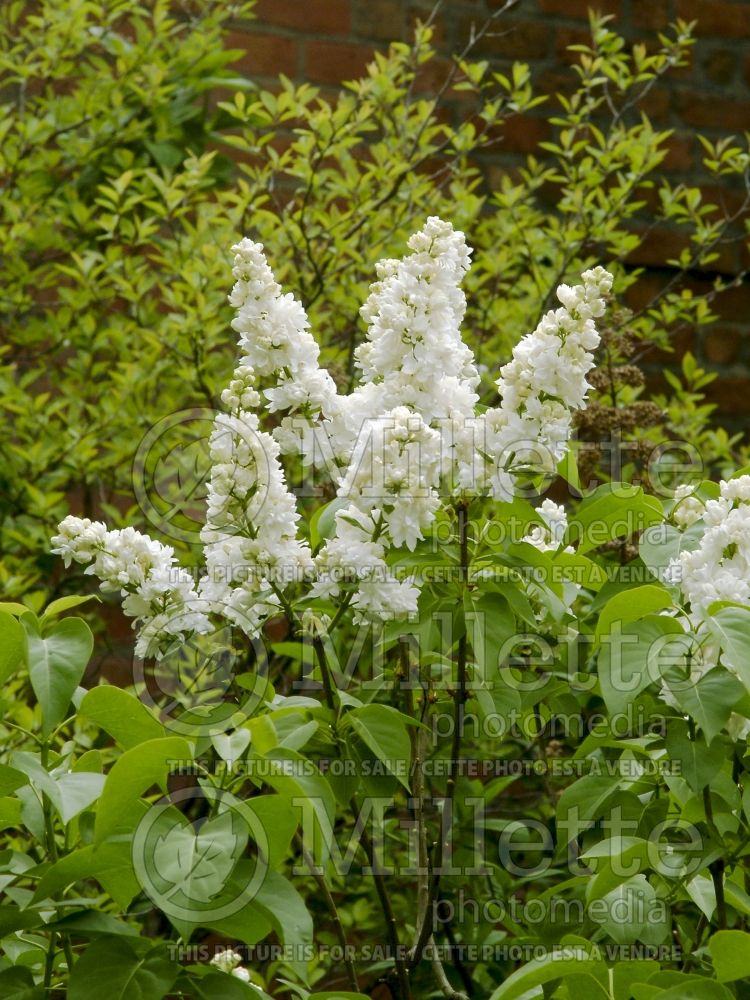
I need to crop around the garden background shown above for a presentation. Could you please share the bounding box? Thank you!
[235,0,750,423]
[4,2,750,998]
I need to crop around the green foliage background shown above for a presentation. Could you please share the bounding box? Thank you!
[3,3,750,1000]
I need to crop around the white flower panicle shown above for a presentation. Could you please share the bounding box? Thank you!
[228,237,339,454]
[338,406,443,550]
[331,217,480,457]
[52,218,614,646]
[354,219,475,391]
[199,409,312,635]
[312,406,442,619]
[220,364,261,413]
[50,517,210,658]
[661,476,750,741]
[311,219,485,618]
[667,475,750,616]
[483,266,613,496]
[312,508,420,619]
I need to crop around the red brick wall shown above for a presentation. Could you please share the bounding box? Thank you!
[227,0,750,427]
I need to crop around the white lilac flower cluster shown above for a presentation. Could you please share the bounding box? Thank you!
[341,217,478,431]
[482,266,613,498]
[50,518,210,658]
[311,219,484,618]
[667,475,750,615]
[228,237,339,455]
[312,406,443,618]
[522,499,573,553]
[52,218,613,651]
[670,482,705,529]
[197,410,313,634]
[661,476,750,741]
[209,947,254,985]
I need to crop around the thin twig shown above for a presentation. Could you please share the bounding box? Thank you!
[354,800,412,1000]
[314,629,409,996]
[411,501,470,972]
[295,833,360,991]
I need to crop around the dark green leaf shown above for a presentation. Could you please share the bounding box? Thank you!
[68,938,178,1000]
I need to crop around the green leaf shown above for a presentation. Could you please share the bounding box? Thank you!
[11,751,104,824]
[610,960,659,1000]
[710,929,750,982]
[68,937,179,1000]
[585,839,653,903]
[40,595,99,625]
[87,843,143,911]
[348,704,413,790]
[249,869,312,979]
[686,874,716,921]
[665,722,726,793]
[723,880,750,921]
[44,910,139,938]
[201,886,272,949]
[22,615,93,734]
[54,772,106,824]
[79,686,165,749]
[557,775,621,841]
[0,603,32,617]
[595,875,658,945]
[488,947,607,999]
[707,603,750,694]
[0,764,29,797]
[465,591,515,684]
[557,445,581,493]
[196,865,311,974]
[310,497,349,551]
[95,737,192,845]
[551,549,607,590]
[194,973,270,999]
[0,797,21,830]
[565,483,663,555]
[594,585,674,646]
[148,809,246,907]
[598,615,685,716]
[240,794,300,870]
[656,982,734,999]
[0,905,43,937]
[252,748,333,870]
[0,966,45,1000]
[0,613,24,685]
[212,729,251,762]
[9,750,59,810]
[667,666,744,743]
[33,843,137,905]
